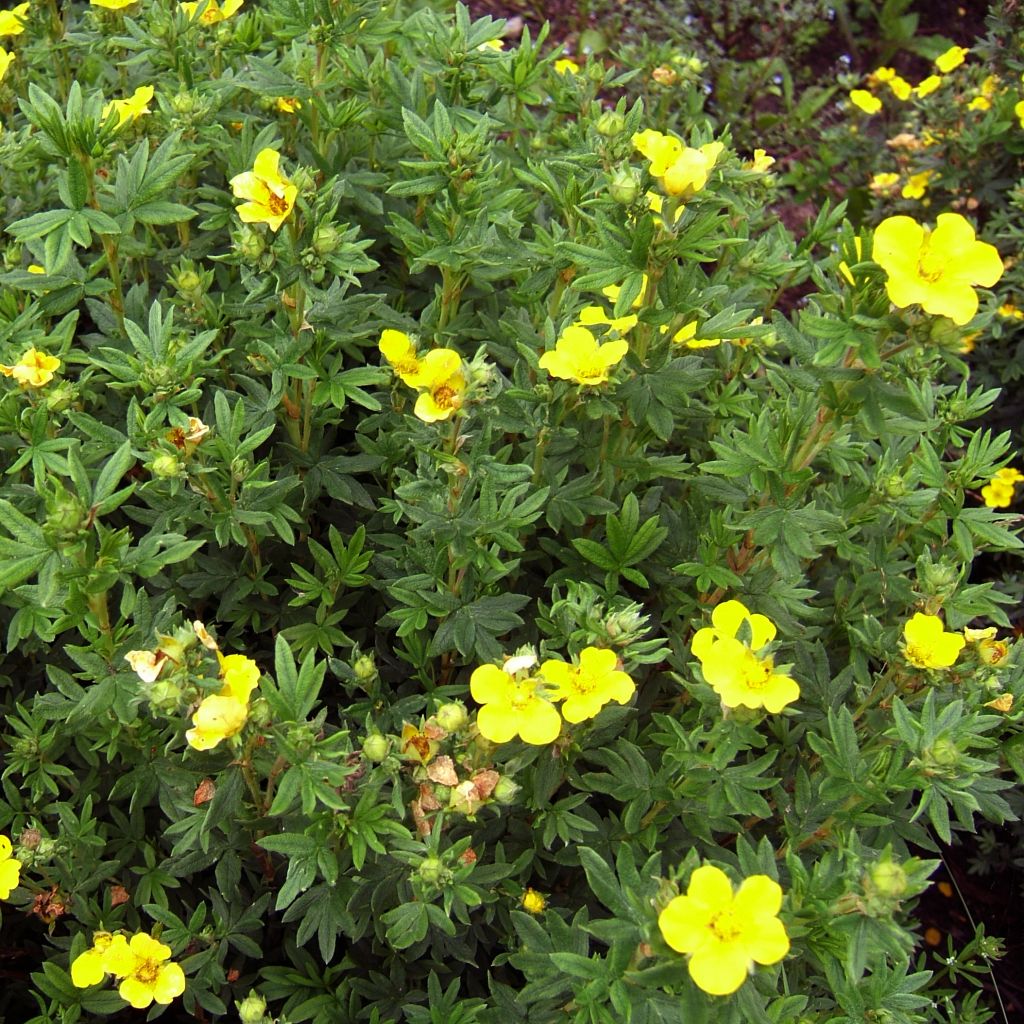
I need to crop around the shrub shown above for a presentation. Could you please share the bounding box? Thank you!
[0,1,1020,1022]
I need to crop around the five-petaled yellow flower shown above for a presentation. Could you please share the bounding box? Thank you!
[470,654,561,746]
[554,57,579,75]
[0,834,21,899]
[540,646,635,723]
[521,888,547,914]
[658,864,789,996]
[872,213,1003,326]
[902,613,965,670]
[411,348,466,422]
[0,46,14,80]
[109,933,186,1009]
[981,467,1024,508]
[539,324,627,385]
[71,932,132,988]
[229,148,298,232]
[103,85,154,128]
[379,329,422,386]
[915,75,942,98]
[935,45,968,73]
[671,321,721,349]
[276,96,301,113]
[691,600,800,713]
[0,2,29,36]
[0,348,60,388]
[186,652,260,750]
[180,0,243,23]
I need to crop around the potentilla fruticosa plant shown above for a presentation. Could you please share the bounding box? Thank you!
[0,1,1020,1022]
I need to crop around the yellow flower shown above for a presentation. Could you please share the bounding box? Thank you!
[671,321,720,349]
[998,302,1024,319]
[217,652,261,702]
[963,626,1010,666]
[871,66,896,83]
[554,57,579,75]
[872,213,1003,325]
[632,129,683,177]
[1016,99,1024,129]
[601,274,648,308]
[538,324,628,385]
[179,0,243,23]
[0,834,21,899]
[378,329,422,386]
[886,75,912,101]
[658,864,789,996]
[70,932,132,988]
[411,348,466,422]
[691,600,799,713]
[27,264,44,273]
[0,46,14,79]
[850,89,882,114]
[124,649,168,683]
[901,170,933,200]
[0,348,61,388]
[902,612,965,669]
[662,142,723,198]
[984,693,1013,713]
[229,148,297,232]
[470,658,561,746]
[0,2,29,36]
[477,38,504,51]
[968,95,991,112]
[193,620,219,650]
[652,64,678,86]
[540,647,635,723]
[981,467,1024,508]
[576,304,638,334]
[869,171,900,195]
[745,149,775,172]
[838,237,864,285]
[102,85,154,128]
[276,96,301,113]
[521,888,547,914]
[935,45,968,73]
[185,694,248,751]
[90,0,137,8]
[915,75,943,97]
[114,933,186,1009]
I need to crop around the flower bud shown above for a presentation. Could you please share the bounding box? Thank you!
[171,91,198,115]
[236,993,270,1024]
[230,457,251,482]
[434,702,467,733]
[595,110,625,137]
[291,166,316,194]
[237,228,266,261]
[609,167,641,205]
[924,737,959,767]
[492,776,520,804]
[362,733,390,763]
[150,453,182,479]
[353,654,377,681]
[881,473,907,498]
[868,859,908,899]
[312,224,342,256]
[416,856,448,886]
[147,679,183,711]
[46,494,85,537]
[44,382,75,413]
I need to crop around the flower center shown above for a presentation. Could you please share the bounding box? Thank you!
[576,361,605,381]
[432,384,457,409]
[395,358,419,376]
[267,192,288,215]
[916,244,946,283]
[708,908,742,943]
[740,651,773,690]
[135,960,160,984]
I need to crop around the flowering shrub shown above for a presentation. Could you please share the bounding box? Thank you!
[0,1,1021,1022]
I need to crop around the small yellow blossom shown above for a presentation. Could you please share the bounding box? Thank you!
[0,834,21,899]
[0,2,29,36]
[540,647,635,723]
[411,348,467,422]
[872,66,896,83]
[869,172,900,196]
[0,348,61,388]
[103,85,154,128]
[981,466,1024,508]
[538,324,628,385]
[671,321,720,349]
[124,649,168,683]
[984,694,1013,713]
[276,96,301,113]
[849,89,881,114]
[968,95,991,112]
[935,46,968,73]
[745,149,775,172]
[602,274,648,308]
[27,264,44,274]
[378,329,422,386]
[652,65,678,86]
[229,148,297,232]
[576,304,638,335]
[901,170,933,200]
[872,213,1003,325]
[71,932,132,988]
[662,142,723,198]
[521,888,547,914]
[0,46,14,79]
[179,0,243,23]
[632,129,683,177]
[470,656,561,746]
[113,933,186,1009]
[193,620,218,650]
[963,626,1010,666]
[915,75,943,97]
[186,695,248,751]
[691,600,799,712]
[1015,99,1024,129]
[998,302,1024,319]
[217,652,261,702]
[90,0,137,8]
[838,237,864,285]
[477,38,504,51]
[887,75,913,101]
[554,57,579,75]
[658,864,789,996]
[902,613,965,669]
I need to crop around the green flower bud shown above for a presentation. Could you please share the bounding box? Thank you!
[609,167,641,205]
[435,702,467,733]
[924,737,959,767]
[881,473,907,498]
[44,381,75,413]
[230,457,251,482]
[417,856,448,886]
[353,654,377,681]
[869,859,908,899]
[313,224,342,256]
[46,494,85,536]
[492,776,520,804]
[362,733,390,762]
[171,91,198,115]
[150,454,182,479]
[148,679,183,711]
[236,992,269,1024]
[595,110,625,137]
[291,166,316,194]
[237,228,266,261]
